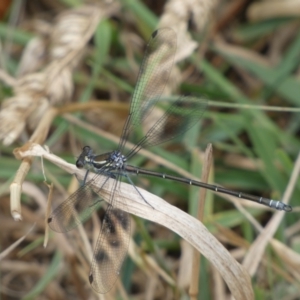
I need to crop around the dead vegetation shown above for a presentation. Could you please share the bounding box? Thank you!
[0,1,299,299]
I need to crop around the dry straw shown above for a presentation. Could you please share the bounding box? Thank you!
[247,0,300,21]
[3,0,292,298]
[16,143,254,300]
[189,145,212,300]
[3,4,119,220]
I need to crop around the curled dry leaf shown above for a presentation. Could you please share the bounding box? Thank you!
[16,143,254,300]
[0,93,44,145]
[17,36,48,77]
[144,0,216,147]
[159,0,217,59]
[160,0,217,32]
[132,0,214,142]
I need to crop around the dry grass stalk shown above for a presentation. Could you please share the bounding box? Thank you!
[242,150,300,276]
[212,266,226,300]
[189,144,212,300]
[271,239,300,281]
[44,182,54,248]
[4,3,119,220]
[0,223,36,261]
[16,143,254,300]
[247,0,300,21]
[10,156,32,221]
[10,108,57,220]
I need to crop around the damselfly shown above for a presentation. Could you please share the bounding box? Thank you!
[48,28,292,294]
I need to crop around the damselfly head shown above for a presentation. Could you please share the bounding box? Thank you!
[76,158,85,169]
[76,146,93,169]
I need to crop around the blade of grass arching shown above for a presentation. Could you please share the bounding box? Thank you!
[122,0,158,35]
[23,251,62,300]
[247,119,287,193]
[194,56,280,138]
[207,113,269,196]
[79,20,112,103]
[212,38,300,106]
[193,54,298,116]
[192,55,300,152]
[231,18,290,42]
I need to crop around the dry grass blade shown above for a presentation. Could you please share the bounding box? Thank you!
[189,144,212,300]
[10,157,32,221]
[1,1,297,298]
[247,0,300,21]
[271,239,300,281]
[10,108,57,220]
[44,182,54,248]
[242,150,300,276]
[6,2,119,221]
[16,143,254,300]
[0,223,36,261]
[159,0,217,41]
